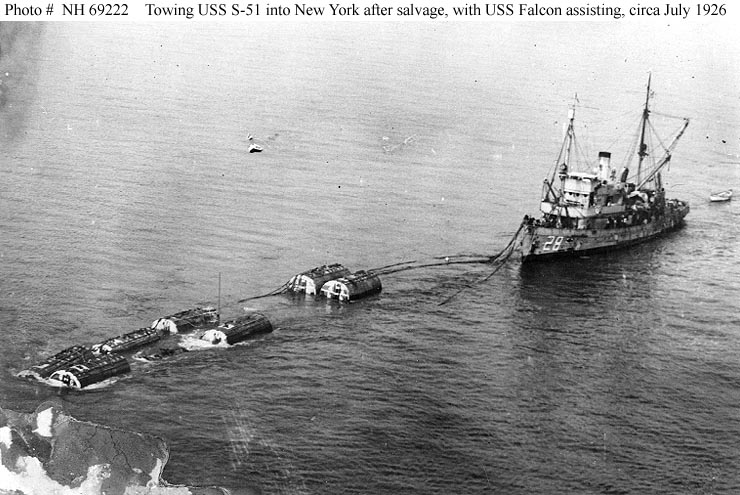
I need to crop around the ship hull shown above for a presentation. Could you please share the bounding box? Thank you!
[520,201,689,262]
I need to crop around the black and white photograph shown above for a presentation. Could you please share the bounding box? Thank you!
[1,5,739,494]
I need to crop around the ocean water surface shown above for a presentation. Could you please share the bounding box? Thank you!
[1,21,739,494]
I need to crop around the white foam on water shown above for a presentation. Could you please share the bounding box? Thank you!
[32,407,54,437]
[178,334,229,351]
[0,426,13,448]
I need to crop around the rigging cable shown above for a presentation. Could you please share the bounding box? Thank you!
[438,219,526,306]
[237,282,290,304]
[651,110,689,121]
[648,118,670,155]
[369,254,493,276]
[235,224,527,306]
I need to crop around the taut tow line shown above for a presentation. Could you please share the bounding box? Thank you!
[237,282,290,304]
[437,219,526,306]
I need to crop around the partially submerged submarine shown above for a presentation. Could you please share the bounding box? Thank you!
[20,261,383,390]
[19,307,270,390]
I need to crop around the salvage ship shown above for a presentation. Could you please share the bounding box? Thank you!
[520,75,690,261]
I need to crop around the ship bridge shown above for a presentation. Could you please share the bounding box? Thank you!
[541,152,628,220]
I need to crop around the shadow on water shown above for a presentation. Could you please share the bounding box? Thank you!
[509,233,690,365]
[517,247,658,317]
[513,225,694,310]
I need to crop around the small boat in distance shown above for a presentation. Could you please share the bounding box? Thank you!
[248,144,263,153]
[520,74,690,261]
[709,189,732,202]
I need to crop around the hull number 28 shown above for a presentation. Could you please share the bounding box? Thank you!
[542,236,564,251]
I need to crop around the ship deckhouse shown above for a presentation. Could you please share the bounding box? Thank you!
[541,150,631,222]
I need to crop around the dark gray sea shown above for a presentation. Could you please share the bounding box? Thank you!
[1,21,739,494]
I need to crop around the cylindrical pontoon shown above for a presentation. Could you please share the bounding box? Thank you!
[20,345,95,380]
[48,355,131,389]
[200,313,273,345]
[320,270,382,302]
[151,307,219,333]
[92,328,162,356]
[287,264,352,295]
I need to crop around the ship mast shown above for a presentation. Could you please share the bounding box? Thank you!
[563,98,576,171]
[548,96,577,202]
[632,73,690,191]
[636,73,652,185]
[635,117,690,190]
